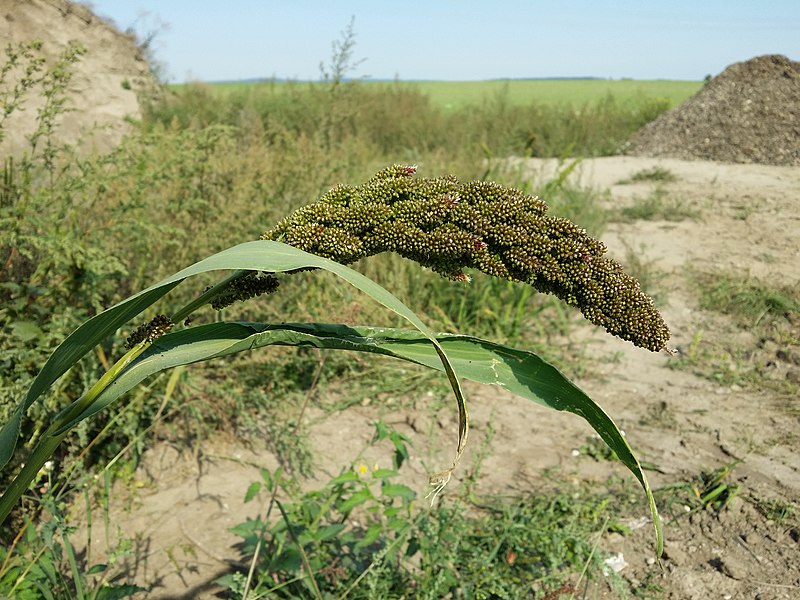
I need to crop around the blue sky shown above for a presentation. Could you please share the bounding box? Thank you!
[88,1,799,82]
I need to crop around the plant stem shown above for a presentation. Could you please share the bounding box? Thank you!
[0,346,147,523]
[0,269,249,525]
[50,343,150,436]
[172,269,247,323]
[0,428,68,524]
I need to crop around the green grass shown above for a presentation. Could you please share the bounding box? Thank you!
[618,166,679,184]
[611,187,701,222]
[669,272,799,396]
[695,272,800,325]
[219,423,629,600]
[747,494,798,525]
[654,462,741,520]
[394,78,701,109]
[208,78,702,110]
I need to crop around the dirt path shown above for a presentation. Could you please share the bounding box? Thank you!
[84,157,800,599]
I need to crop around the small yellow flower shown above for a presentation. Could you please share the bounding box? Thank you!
[357,464,369,477]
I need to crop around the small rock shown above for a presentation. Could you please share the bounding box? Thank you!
[626,516,651,531]
[603,552,627,575]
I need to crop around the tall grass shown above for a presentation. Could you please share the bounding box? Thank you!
[147,79,672,159]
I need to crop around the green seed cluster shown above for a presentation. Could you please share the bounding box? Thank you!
[262,165,671,351]
[211,272,280,310]
[126,314,173,349]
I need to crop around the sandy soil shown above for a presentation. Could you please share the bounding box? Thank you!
[82,157,800,599]
[0,0,156,157]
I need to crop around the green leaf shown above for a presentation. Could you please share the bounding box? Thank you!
[354,523,383,549]
[1,240,464,471]
[9,321,44,342]
[317,523,346,541]
[243,481,261,503]
[78,321,661,552]
[94,584,147,600]
[373,420,390,440]
[86,563,108,575]
[387,517,412,534]
[338,488,373,514]
[328,471,360,485]
[229,520,262,540]
[259,468,273,488]
[381,482,416,500]
[371,468,398,479]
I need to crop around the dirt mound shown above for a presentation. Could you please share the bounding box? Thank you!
[0,0,158,156]
[626,54,800,166]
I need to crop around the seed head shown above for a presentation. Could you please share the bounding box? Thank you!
[126,314,173,349]
[211,272,280,311]
[262,165,671,351]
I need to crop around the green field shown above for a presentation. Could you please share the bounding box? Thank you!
[377,79,701,109]
[207,78,702,109]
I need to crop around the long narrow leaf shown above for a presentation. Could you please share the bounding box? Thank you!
[67,321,661,552]
[0,283,180,469]
[0,241,464,469]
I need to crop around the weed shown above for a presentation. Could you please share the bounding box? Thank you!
[151,78,675,160]
[631,571,666,598]
[618,166,678,184]
[611,186,700,222]
[0,475,143,599]
[221,423,627,599]
[654,461,741,521]
[693,271,800,326]
[670,271,800,397]
[668,329,792,394]
[577,435,618,461]
[747,494,798,525]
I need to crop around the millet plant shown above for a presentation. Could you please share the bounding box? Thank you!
[0,165,670,554]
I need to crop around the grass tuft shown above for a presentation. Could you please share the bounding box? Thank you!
[694,272,800,325]
[611,187,700,222]
[618,166,678,184]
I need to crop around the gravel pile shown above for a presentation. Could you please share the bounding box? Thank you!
[626,54,800,166]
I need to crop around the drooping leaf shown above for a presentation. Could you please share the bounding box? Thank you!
[0,241,465,471]
[64,321,661,552]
